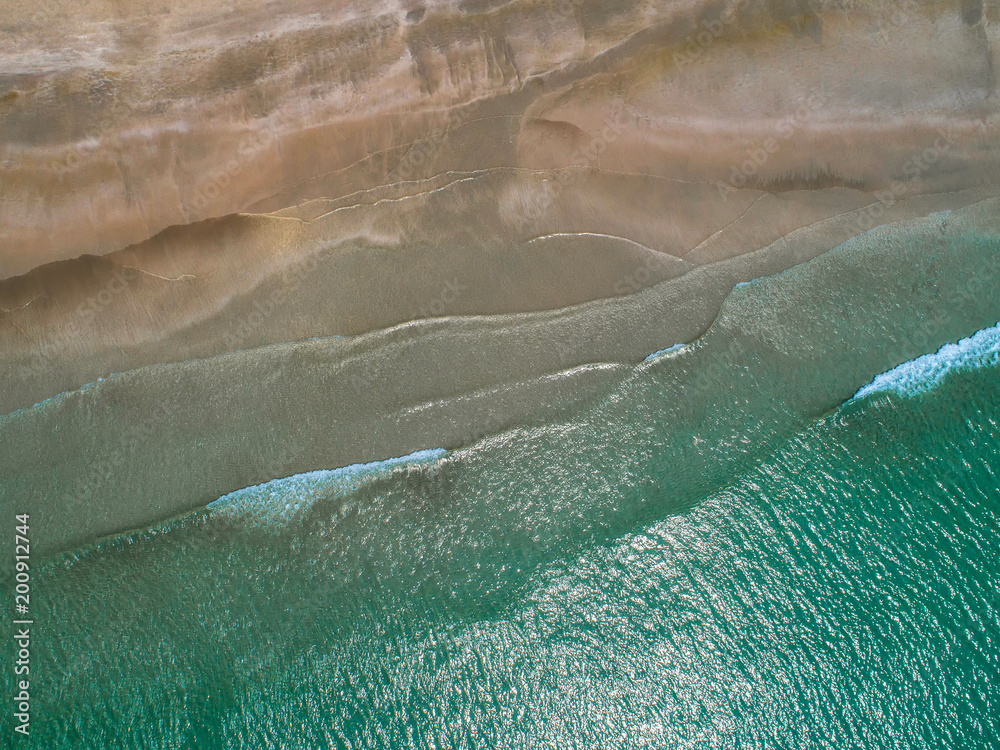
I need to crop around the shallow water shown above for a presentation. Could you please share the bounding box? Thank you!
[4,318,998,748]
[5,206,999,568]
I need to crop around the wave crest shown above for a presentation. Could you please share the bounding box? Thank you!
[853,321,1000,400]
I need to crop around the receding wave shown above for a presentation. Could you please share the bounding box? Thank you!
[207,449,448,527]
[642,343,686,362]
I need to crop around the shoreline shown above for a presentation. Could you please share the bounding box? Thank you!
[2,184,996,417]
[3,196,998,570]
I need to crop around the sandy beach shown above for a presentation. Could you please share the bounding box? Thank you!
[2,0,997,280]
[4,3,1000,746]
[2,0,1000,587]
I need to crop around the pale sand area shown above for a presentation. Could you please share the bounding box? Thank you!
[1,0,997,273]
[1,197,998,568]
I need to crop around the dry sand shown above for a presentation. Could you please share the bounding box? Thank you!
[1,0,997,271]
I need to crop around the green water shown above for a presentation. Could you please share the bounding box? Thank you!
[3,323,998,748]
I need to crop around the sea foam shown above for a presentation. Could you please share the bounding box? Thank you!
[853,321,1000,400]
[208,448,447,526]
[643,343,686,362]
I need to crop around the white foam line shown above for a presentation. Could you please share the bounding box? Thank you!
[852,322,1000,400]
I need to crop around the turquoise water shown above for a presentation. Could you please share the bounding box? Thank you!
[4,324,1000,748]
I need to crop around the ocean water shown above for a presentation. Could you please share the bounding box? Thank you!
[4,320,998,748]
